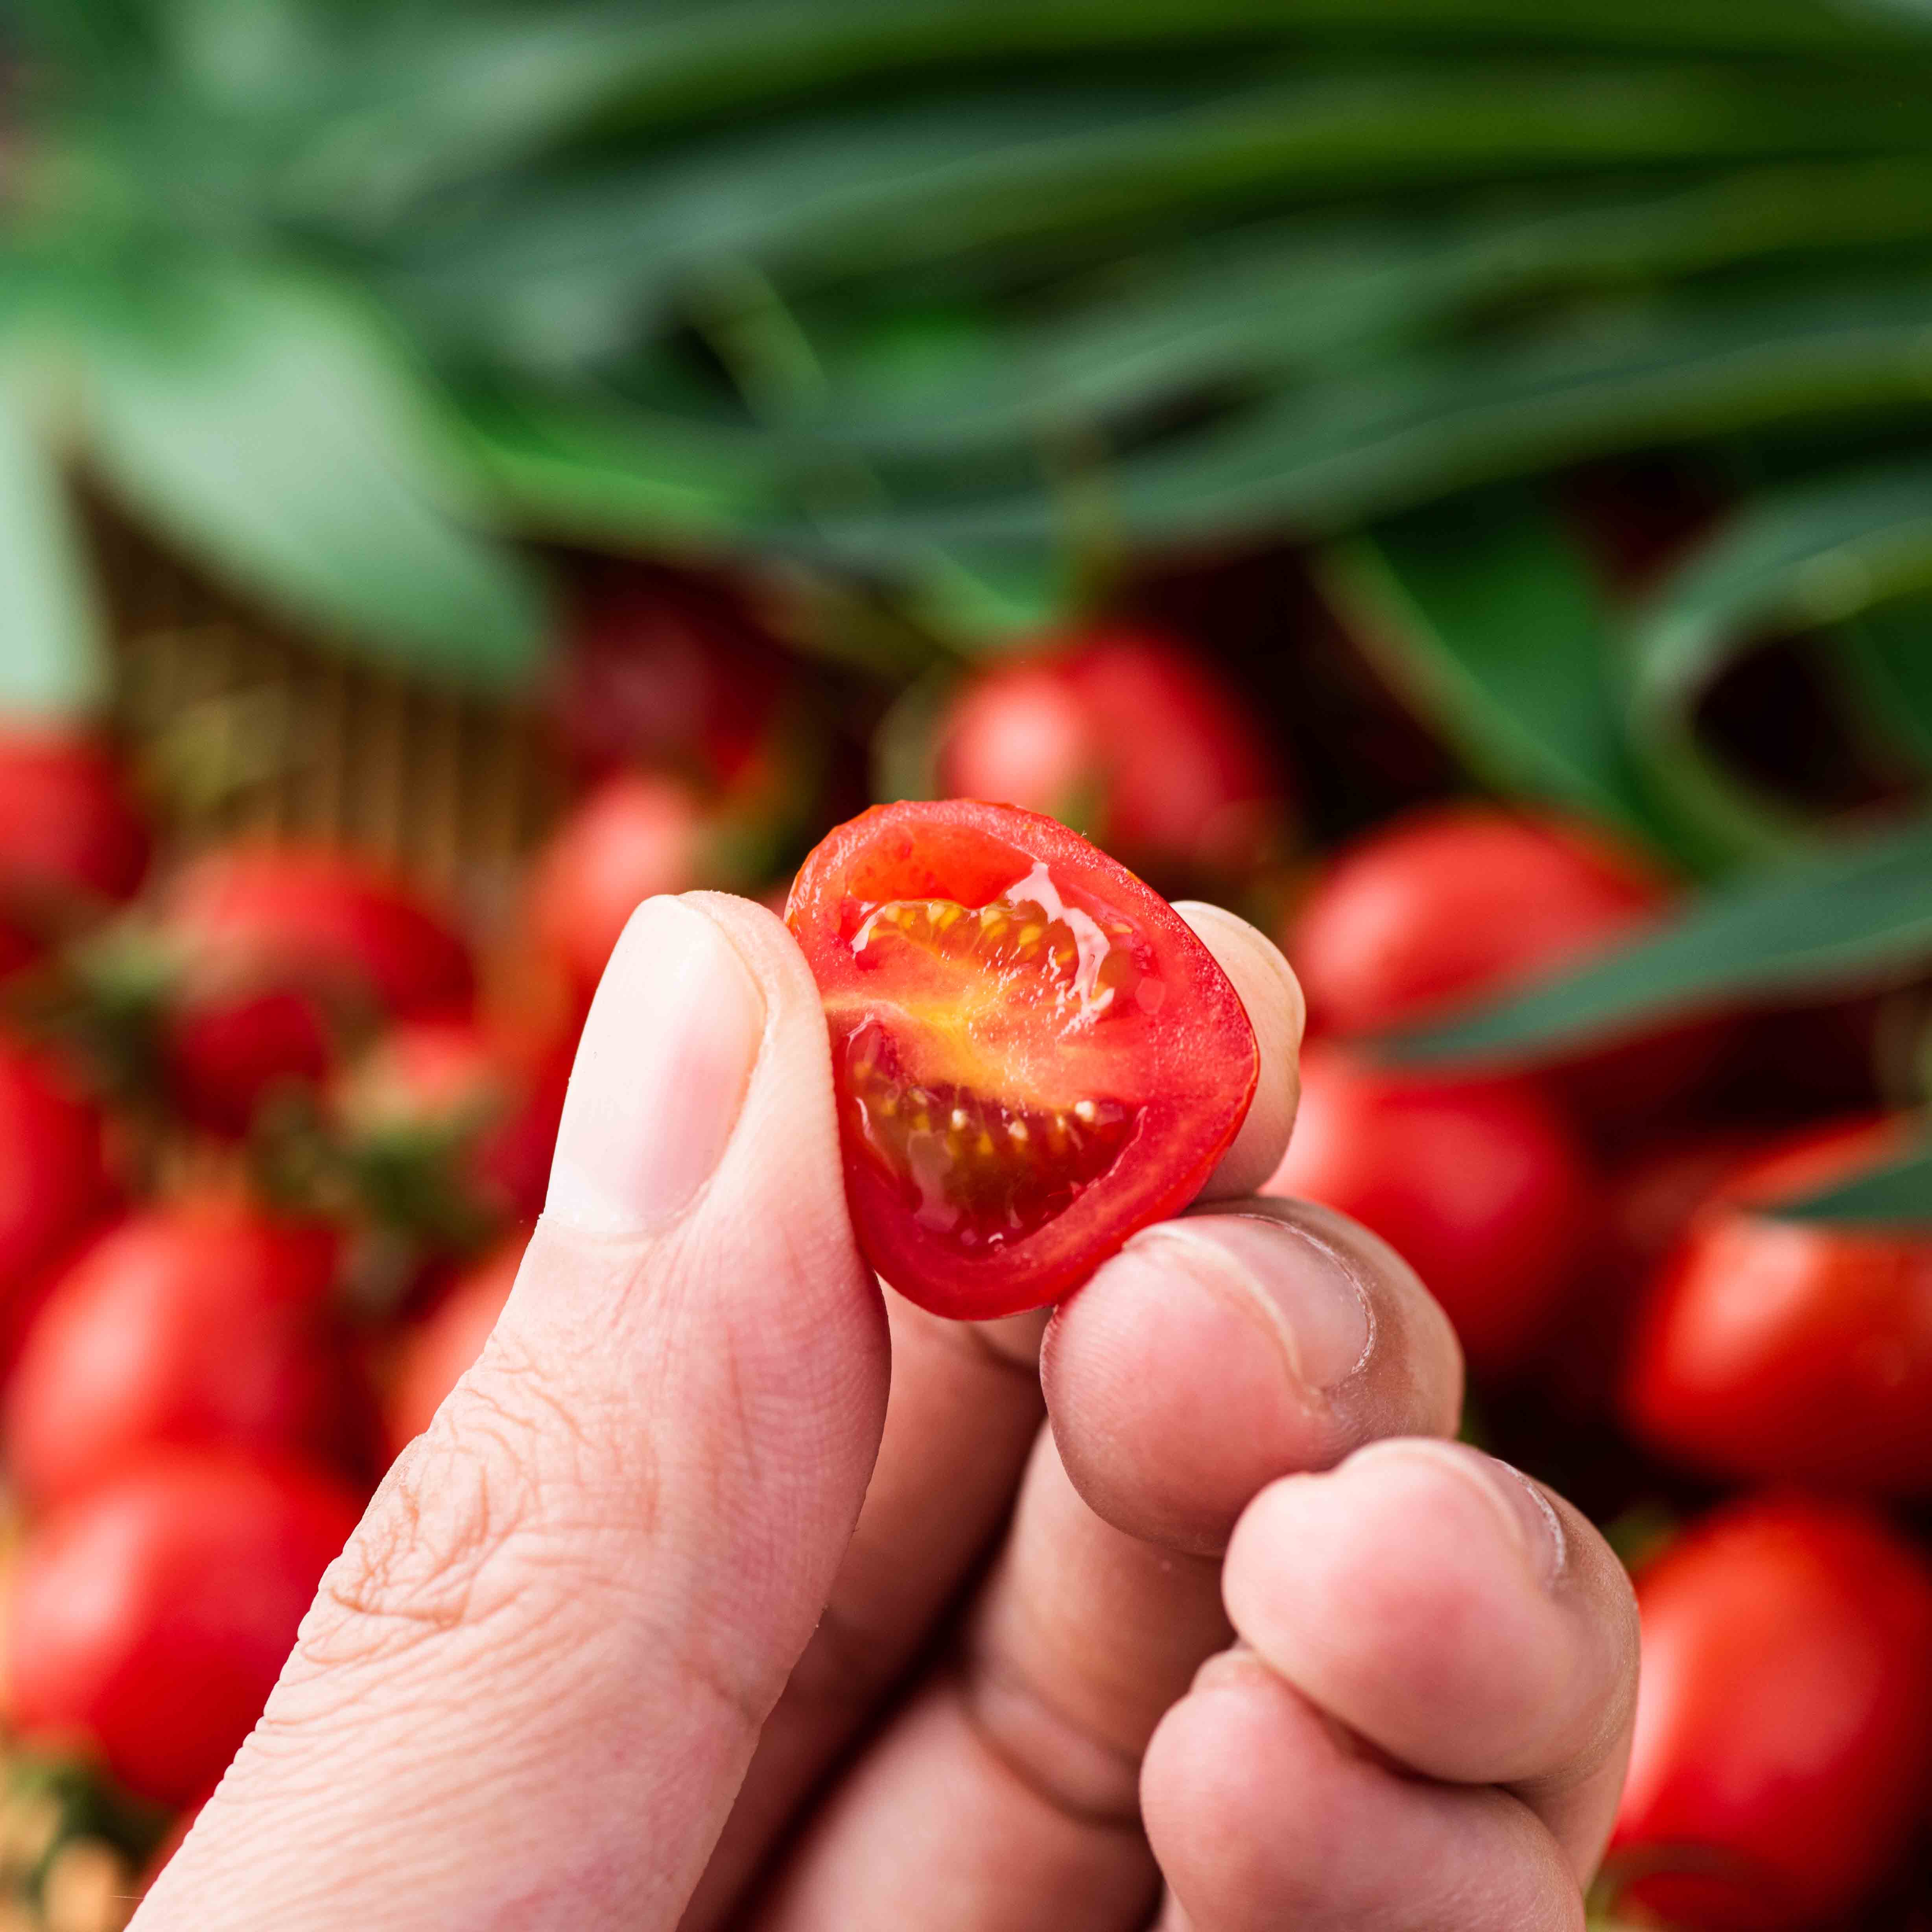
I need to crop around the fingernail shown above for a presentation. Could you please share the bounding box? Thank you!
[546,897,765,1235]
[1128,1214,1370,1392]
[1375,1440,1567,1588]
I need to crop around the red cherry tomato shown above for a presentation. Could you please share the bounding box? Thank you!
[152,844,474,1136]
[0,1038,115,1369]
[1286,804,1715,1131]
[4,1450,362,1807]
[550,562,795,793]
[0,730,150,972]
[1264,1043,1595,1376]
[935,627,1291,889]
[383,1232,525,1459]
[1621,1117,1932,1490]
[531,771,721,995]
[4,1195,373,1507]
[786,800,1258,1319]
[1611,1493,1932,1931]
[1536,1130,1769,1414]
[332,1021,566,1242]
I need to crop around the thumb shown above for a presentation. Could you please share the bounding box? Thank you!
[136,894,890,1932]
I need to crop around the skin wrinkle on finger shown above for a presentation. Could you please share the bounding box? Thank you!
[137,896,891,1932]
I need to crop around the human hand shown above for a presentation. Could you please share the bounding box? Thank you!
[132,890,1637,1932]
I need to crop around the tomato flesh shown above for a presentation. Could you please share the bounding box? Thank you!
[788,801,1257,1319]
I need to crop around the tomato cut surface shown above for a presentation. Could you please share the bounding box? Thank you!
[787,800,1258,1319]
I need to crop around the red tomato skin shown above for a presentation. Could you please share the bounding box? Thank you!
[935,628,1291,887]
[4,1451,362,1807]
[550,564,793,792]
[787,800,1259,1320]
[1286,804,1717,1130]
[383,1231,526,1458]
[153,845,474,1136]
[160,845,473,1018]
[4,1196,372,1507]
[335,1021,567,1231]
[1290,805,1665,1033]
[1611,1494,1932,1931]
[1621,1118,1932,1490]
[1536,1130,1770,1415]
[0,1039,116,1366]
[531,771,714,994]
[0,731,151,968]
[1264,1043,1595,1375]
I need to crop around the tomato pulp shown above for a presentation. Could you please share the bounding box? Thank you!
[787,801,1258,1319]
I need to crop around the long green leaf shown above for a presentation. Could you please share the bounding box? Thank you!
[289,0,1932,225]
[1383,811,1932,1066]
[455,383,796,548]
[1843,599,1932,772]
[823,280,1932,561]
[0,364,111,719]
[1314,490,1679,856]
[394,63,1932,369]
[809,160,1932,457]
[77,267,549,687]
[1625,457,1932,864]
[1776,1137,1932,1227]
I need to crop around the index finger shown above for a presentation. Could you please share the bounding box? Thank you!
[1172,901,1304,1202]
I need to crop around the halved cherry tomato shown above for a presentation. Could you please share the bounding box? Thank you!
[4,1194,373,1507]
[786,800,1258,1319]
[1264,1043,1595,1376]
[1621,1117,1932,1490]
[934,627,1292,891]
[1610,1493,1932,1931]
[4,1450,362,1808]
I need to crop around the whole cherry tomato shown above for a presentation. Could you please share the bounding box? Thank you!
[1536,1130,1769,1416]
[4,1450,363,1807]
[383,1231,526,1459]
[0,1038,115,1369]
[0,729,150,974]
[934,627,1292,891]
[1264,1043,1595,1376]
[1285,803,1716,1134]
[1621,1117,1932,1490]
[530,770,735,995]
[1610,1493,1932,1931]
[549,562,796,794]
[786,800,1258,1319]
[4,1194,373,1507]
[142,844,474,1136]
[330,1021,566,1248]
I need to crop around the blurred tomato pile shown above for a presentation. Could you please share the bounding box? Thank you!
[0,525,1925,1930]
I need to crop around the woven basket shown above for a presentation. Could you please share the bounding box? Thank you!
[90,501,563,936]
